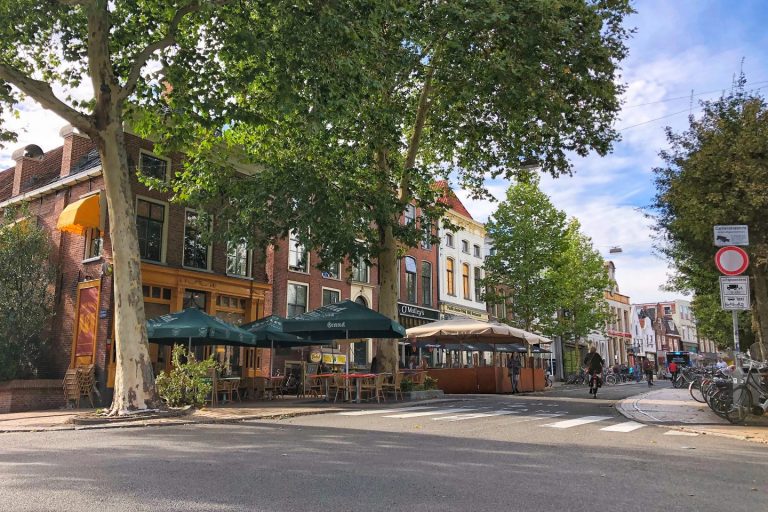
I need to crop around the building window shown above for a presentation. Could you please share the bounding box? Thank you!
[139,152,169,182]
[321,261,341,280]
[474,268,483,302]
[183,209,210,269]
[404,256,417,303]
[446,258,455,296]
[183,289,207,310]
[226,239,250,277]
[351,257,369,283]
[404,204,416,224]
[421,261,432,307]
[287,283,308,318]
[322,288,340,306]
[288,230,308,273]
[462,263,471,300]
[84,227,102,260]
[136,198,165,262]
[421,222,432,250]
[446,233,454,248]
[473,244,481,258]
[461,240,470,254]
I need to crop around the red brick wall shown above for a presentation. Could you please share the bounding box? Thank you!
[0,380,66,413]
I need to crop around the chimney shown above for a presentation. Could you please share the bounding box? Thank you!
[59,124,93,177]
[11,144,45,197]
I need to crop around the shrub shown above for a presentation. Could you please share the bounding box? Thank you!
[155,345,218,407]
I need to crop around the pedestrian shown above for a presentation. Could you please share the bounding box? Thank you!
[582,346,604,398]
[507,354,521,394]
[643,358,654,387]
[669,360,678,385]
[634,362,642,383]
[407,355,418,369]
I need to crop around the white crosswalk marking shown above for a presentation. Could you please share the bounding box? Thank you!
[432,411,517,422]
[544,416,612,429]
[600,421,645,432]
[338,407,434,416]
[663,430,699,436]
[383,408,476,419]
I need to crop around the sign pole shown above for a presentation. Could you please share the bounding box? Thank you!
[732,310,740,355]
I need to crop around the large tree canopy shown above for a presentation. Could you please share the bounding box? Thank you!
[653,79,767,353]
[168,0,633,371]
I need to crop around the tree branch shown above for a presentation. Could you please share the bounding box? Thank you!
[0,63,92,133]
[117,2,202,104]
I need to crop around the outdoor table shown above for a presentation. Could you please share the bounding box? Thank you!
[306,373,336,401]
[342,373,376,403]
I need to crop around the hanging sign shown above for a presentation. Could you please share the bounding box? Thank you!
[714,246,749,276]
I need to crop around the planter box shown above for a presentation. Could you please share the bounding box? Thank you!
[0,379,66,414]
[406,389,444,401]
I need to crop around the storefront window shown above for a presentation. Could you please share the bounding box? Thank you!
[183,289,207,310]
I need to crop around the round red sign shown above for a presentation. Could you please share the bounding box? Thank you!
[714,246,749,276]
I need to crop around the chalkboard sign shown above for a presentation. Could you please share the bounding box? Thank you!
[306,363,319,376]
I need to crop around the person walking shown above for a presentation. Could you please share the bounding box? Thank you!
[583,346,604,399]
[643,358,654,387]
[507,354,521,394]
[669,360,679,386]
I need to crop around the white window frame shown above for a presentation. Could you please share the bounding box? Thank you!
[83,227,103,262]
[351,257,369,284]
[461,240,470,254]
[404,256,417,303]
[321,261,341,280]
[286,281,309,318]
[182,207,213,271]
[404,204,416,224]
[288,230,309,274]
[138,149,171,184]
[321,286,342,306]
[445,233,454,248]
[473,244,481,258]
[135,195,169,264]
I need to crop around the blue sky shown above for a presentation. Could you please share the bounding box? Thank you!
[457,0,768,303]
[2,1,767,304]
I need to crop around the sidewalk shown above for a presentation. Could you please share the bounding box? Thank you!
[617,387,768,444]
[0,396,460,433]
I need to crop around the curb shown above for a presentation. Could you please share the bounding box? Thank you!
[0,397,461,434]
[616,391,768,445]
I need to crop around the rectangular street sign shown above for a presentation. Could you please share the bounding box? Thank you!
[719,276,751,310]
[714,225,749,246]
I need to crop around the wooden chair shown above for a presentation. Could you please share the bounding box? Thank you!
[204,368,218,407]
[332,374,351,403]
[62,369,80,407]
[229,379,242,402]
[383,372,403,401]
[361,374,386,403]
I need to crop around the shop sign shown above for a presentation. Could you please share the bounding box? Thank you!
[309,350,322,363]
[398,303,440,320]
[322,353,347,365]
[441,303,488,320]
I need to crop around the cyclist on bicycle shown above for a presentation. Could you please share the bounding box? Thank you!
[583,346,605,399]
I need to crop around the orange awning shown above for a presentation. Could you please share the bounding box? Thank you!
[57,194,100,235]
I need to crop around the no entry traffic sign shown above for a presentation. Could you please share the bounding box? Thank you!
[715,246,749,276]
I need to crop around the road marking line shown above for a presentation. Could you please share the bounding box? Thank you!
[544,416,612,429]
[338,407,434,416]
[383,408,477,419]
[600,421,645,432]
[432,411,517,422]
[664,430,699,436]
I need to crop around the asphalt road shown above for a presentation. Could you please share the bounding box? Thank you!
[0,382,765,512]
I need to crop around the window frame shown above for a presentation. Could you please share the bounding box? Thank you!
[321,261,342,280]
[138,150,171,183]
[461,240,470,254]
[404,204,416,224]
[321,286,342,306]
[135,195,169,263]
[462,263,471,300]
[182,207,213,271]
[474,267,483,303]
[288,230,309,274]
[404,256,417,303]
[445,233,454,248]
[83,226,103,262]
[351,257,369,284]
[286,281,309,318]
[446,257,455,296]
[226,237,252,278]
[473,244,481,258]
[421,261,432,307]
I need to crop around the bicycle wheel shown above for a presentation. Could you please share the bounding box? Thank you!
[689,380,705,403]
[726,386,753,424]
[605,374,617,386]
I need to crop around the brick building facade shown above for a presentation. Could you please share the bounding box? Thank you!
[0,126,271,411]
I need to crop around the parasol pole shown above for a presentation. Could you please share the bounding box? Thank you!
[188,336,192,353]
[270,339,274,376]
